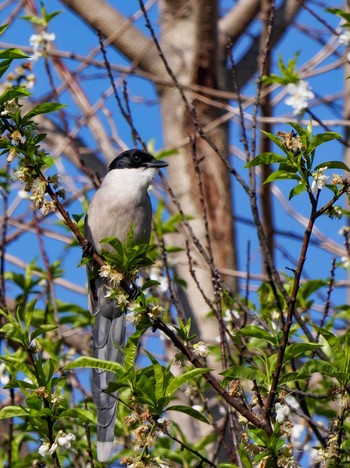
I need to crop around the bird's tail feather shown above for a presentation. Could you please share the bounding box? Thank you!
[91,283,126,462]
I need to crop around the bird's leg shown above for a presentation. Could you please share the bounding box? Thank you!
[82,240,95,258]
[128,283,141,301]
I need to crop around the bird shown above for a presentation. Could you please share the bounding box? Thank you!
[84,148,168,462]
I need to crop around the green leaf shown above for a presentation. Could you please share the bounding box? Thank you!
[60,408,95,424]
[289,182,306,200]
[72,213,85,223]
[297,359,335,377]
[24,301,35,332]
[26,395,42,411]
[260,130,290,153]
[222,365,266,386]
[327,9,350,25]
[20,15,46,26]
[278,371,309,385]
[309,132,342,153]
[0,87,31,107]
[141,279,160,290]
[30,324,58,341]
[46,11,62,22]
[314,161,350,172]
[218,465,239,468]
[0,406,28,419]
[124,327,145,371]
[100,236,124,256]
[263,170,300,184]
[166,405,209,424]
[244,152,286,168]
[0,59,12,79]
[0,24,9,36]
[22,103,66,123]
[283,343,322,363]
[314,328,344,368]
[166,368,208,396]
[63,356,124,374]
[43,156,54,167]
[235,326,277,345]
[0,48,29,60]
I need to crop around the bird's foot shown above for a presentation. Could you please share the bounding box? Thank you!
[82,240,94,258]
[128,283,141,301]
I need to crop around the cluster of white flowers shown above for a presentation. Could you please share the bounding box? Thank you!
[29,31,55,61]
[311,166,328,194]
[192,340,209,357]
[17,178,57,216]
[275,395,300,423]
[99,264,124,287]
[1,98,20,116]
[285,80,314,115]
[39,432,75,457]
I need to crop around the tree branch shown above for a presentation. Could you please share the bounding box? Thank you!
[219,0,260,48]
[235,0,302,88]
[59,0,165,77]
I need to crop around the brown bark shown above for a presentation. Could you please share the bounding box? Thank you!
[259,0,275,259]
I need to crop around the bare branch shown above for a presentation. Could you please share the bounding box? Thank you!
[59,0,165,76]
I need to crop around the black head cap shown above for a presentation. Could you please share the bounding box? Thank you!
[108,149,168,171]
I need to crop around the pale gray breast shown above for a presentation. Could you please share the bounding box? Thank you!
[85,187,152,253]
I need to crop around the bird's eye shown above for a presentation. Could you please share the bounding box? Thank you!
[133,153,142,164]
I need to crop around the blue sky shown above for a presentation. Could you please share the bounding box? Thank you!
[0,1,349,465]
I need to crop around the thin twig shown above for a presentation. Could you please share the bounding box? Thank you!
[189,138,228,368]
[317,257,336,337]
[0,161,9,310]
[98,30,145,150]
[33,212,60,333]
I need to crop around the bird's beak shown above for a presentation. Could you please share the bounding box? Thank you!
[146,159,168,168]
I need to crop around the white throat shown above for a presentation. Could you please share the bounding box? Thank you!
[101,167,157,191]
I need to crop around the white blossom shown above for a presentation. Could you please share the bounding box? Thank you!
[223,309,240,323]
[148,304,165,320]
[57,432,75,450]
[1,98,20,116]
[311,166,328,194]
[276,396,300,422]
[38,442,49,456]
[40,200,56,216]
[49,442,58,454]
[29,31,56,61]
[285,80,314,115]
[275,402,290,422]
[18,190,31,199]
[291,423,304,446]
[193,341,209,357]
[25,73,36,89]
[0,363,9,385]
[116,292,129,308]
[125,308,142,327]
